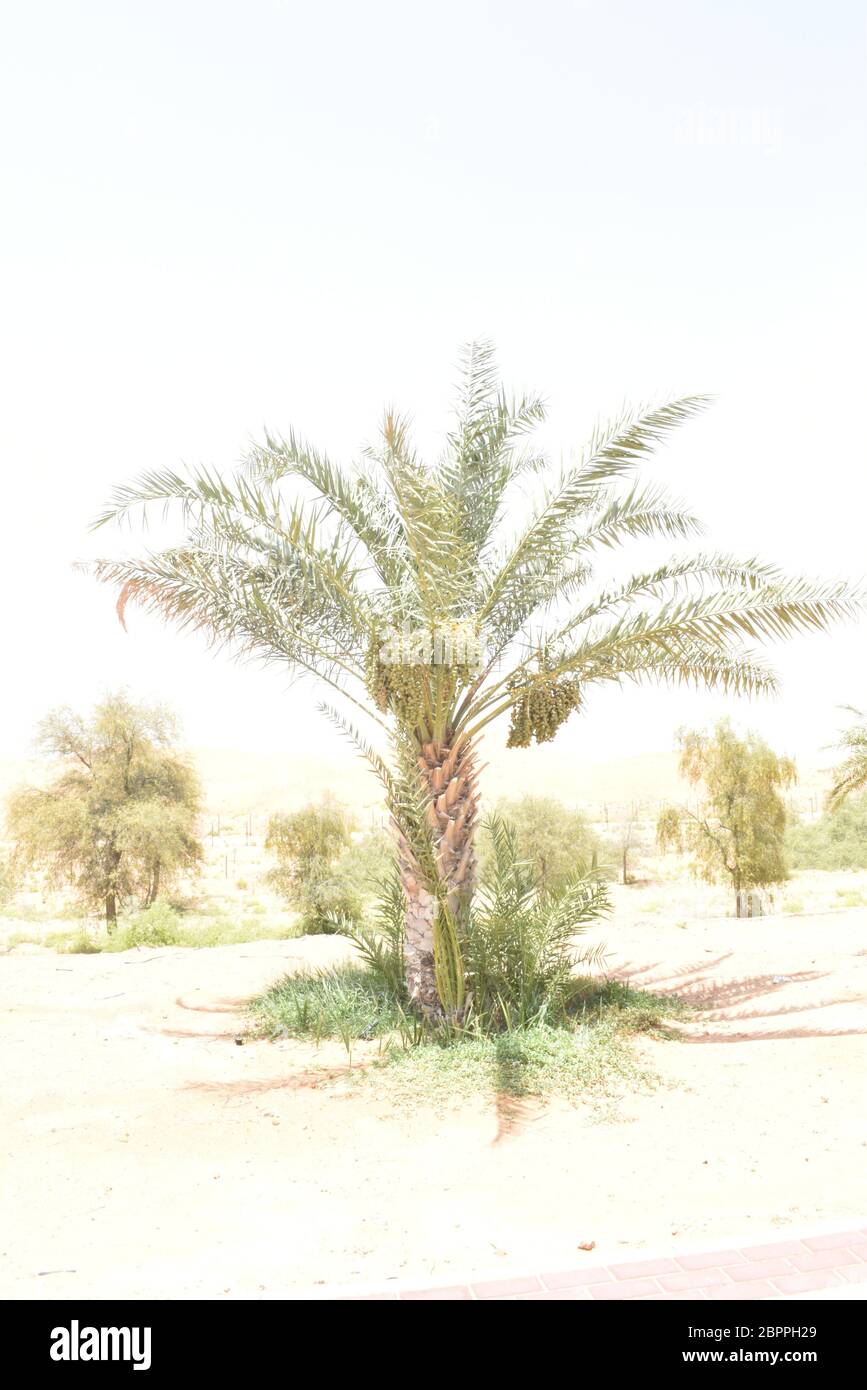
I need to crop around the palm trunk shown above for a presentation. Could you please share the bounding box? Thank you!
[106,891,117,933]
[402,878,440,1016]
[395,734,480,1019]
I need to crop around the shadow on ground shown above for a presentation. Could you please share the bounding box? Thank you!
[612,957,867,1043]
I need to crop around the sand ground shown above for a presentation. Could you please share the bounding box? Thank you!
[2,906,866,1300]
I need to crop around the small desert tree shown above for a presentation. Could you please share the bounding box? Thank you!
[6,693,203,929]
[265,798,360,932]
[656,720,796,915]
[483,795,602,893]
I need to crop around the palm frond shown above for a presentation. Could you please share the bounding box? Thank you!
[827,707,867,810]
[369,410,472,620]
[437,340,548,564]
[478,395,713,624]
[548,573,862,673]
[244,429,407,587]
[572,481,705,551]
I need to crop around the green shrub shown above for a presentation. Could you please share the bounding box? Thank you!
[264,800,390,933]
[834,888,866,908]
[340,829,395,888]
[65,928,102,954]
[332,815,611,1030]
[787,795,867,871]
[265,799,352,872]
[251,965,404,1042]
[248,968,684,1099]
[479,796,608,891]
[294,866,364,934]
[121,898,182,947]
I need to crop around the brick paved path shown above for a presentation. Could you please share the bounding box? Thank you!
[350,1225,867,1300]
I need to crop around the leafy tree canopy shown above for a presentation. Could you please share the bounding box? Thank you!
[6,692,202,928]
[265,797,353,881]
[657,720,797,901]
[265,798,364,934]
[480,795,604,892]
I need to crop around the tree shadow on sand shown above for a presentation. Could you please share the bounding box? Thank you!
[174,995,250,1014]
[491,1039,542,1144]
[183,1068,352,1096]
[610,957,867,1043]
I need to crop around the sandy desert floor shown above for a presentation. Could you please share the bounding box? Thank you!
[2,906,866,1299]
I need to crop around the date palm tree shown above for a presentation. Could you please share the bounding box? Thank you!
[89,342,860,1017]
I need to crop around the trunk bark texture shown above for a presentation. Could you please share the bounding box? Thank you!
[396,734,480,1018]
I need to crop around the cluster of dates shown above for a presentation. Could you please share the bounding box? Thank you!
[506,668,581,747]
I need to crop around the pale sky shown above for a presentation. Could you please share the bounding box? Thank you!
[1,0,865,774]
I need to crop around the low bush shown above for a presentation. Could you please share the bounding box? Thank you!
[121,899,182,947]
[252,965,405,1044]
[478,796,608,891]
[294,874,362,934]
[2,906,303,955]
[787,795,867,871]
[65,928,102,954]
[265,802,393,934]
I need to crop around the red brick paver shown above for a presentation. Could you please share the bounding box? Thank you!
[348,1223,867,1301]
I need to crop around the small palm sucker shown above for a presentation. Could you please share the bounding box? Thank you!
[394,732,481,1019]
